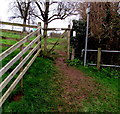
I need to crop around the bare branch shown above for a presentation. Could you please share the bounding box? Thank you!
[32,14,44,21]
[35,2,45,20]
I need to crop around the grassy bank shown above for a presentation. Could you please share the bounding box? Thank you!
[78,66,119,112]
[2,57,62,112]
[1,31,66,113]
[66,59,120,112]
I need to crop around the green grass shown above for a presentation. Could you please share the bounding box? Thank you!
[47,37,58,43]
[0,32,20,51]
[0,31,37,51]
[0,31,67,54]
[77,66,119,87]
[47,37,66,44]
[2,57,63,112]
[2,56,120,112]
[79,67,119,112]
[66,59,120,112]
[1,39,17,45]
[0,31,20,52]
[0,32,65,112]
[1,31,67,112]
[1,32,21,39]
[3,31,119,112]
[41,37,67,51]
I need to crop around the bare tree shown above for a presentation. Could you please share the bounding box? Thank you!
[9,0,79,52]
[9,0,36,31]
[34,0,79,52]
[78,2,87,20]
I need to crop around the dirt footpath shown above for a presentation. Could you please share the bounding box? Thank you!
[54,51,101,111]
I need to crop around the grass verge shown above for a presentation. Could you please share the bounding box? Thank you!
[79,66,119,112]
[2,57,62,112]
[66,59,120,112]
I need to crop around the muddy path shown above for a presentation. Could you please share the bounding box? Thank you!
[54,51,101,111]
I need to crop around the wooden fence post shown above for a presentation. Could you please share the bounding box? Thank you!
[39,22,42,49]
[97,48,101,70]
[71,47,75,60]
[37,22,41,56]
[67,25,71,60]
[19,32,23,89]
[43,24,48,55]
[71,30,76,60]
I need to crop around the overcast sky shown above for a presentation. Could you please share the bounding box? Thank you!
[0,0,79,29]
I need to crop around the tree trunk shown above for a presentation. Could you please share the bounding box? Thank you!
[23,19,27,32]
[43,0,49,55]
[43,21,48,54]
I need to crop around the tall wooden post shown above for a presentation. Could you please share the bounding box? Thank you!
[39,22,42,49]
[43,23,48,55]
[20,32,23,89]
[71,47,75,60]
[37,22,41,56]
[67,25,71,60]
[71,31,76,60]
[97,48,101,70]
[44,31,47,54]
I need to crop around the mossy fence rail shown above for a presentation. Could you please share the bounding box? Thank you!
[0,21,41,107]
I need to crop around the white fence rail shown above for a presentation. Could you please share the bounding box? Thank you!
[0,22,42,107]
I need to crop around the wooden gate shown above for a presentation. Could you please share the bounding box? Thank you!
[42,25,71,59]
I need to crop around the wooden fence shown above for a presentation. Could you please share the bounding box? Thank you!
[0,21,38,48]
[0,21,41,107]
[0,21,71,107]
[82,48,120,70]
[42,26,71,59]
